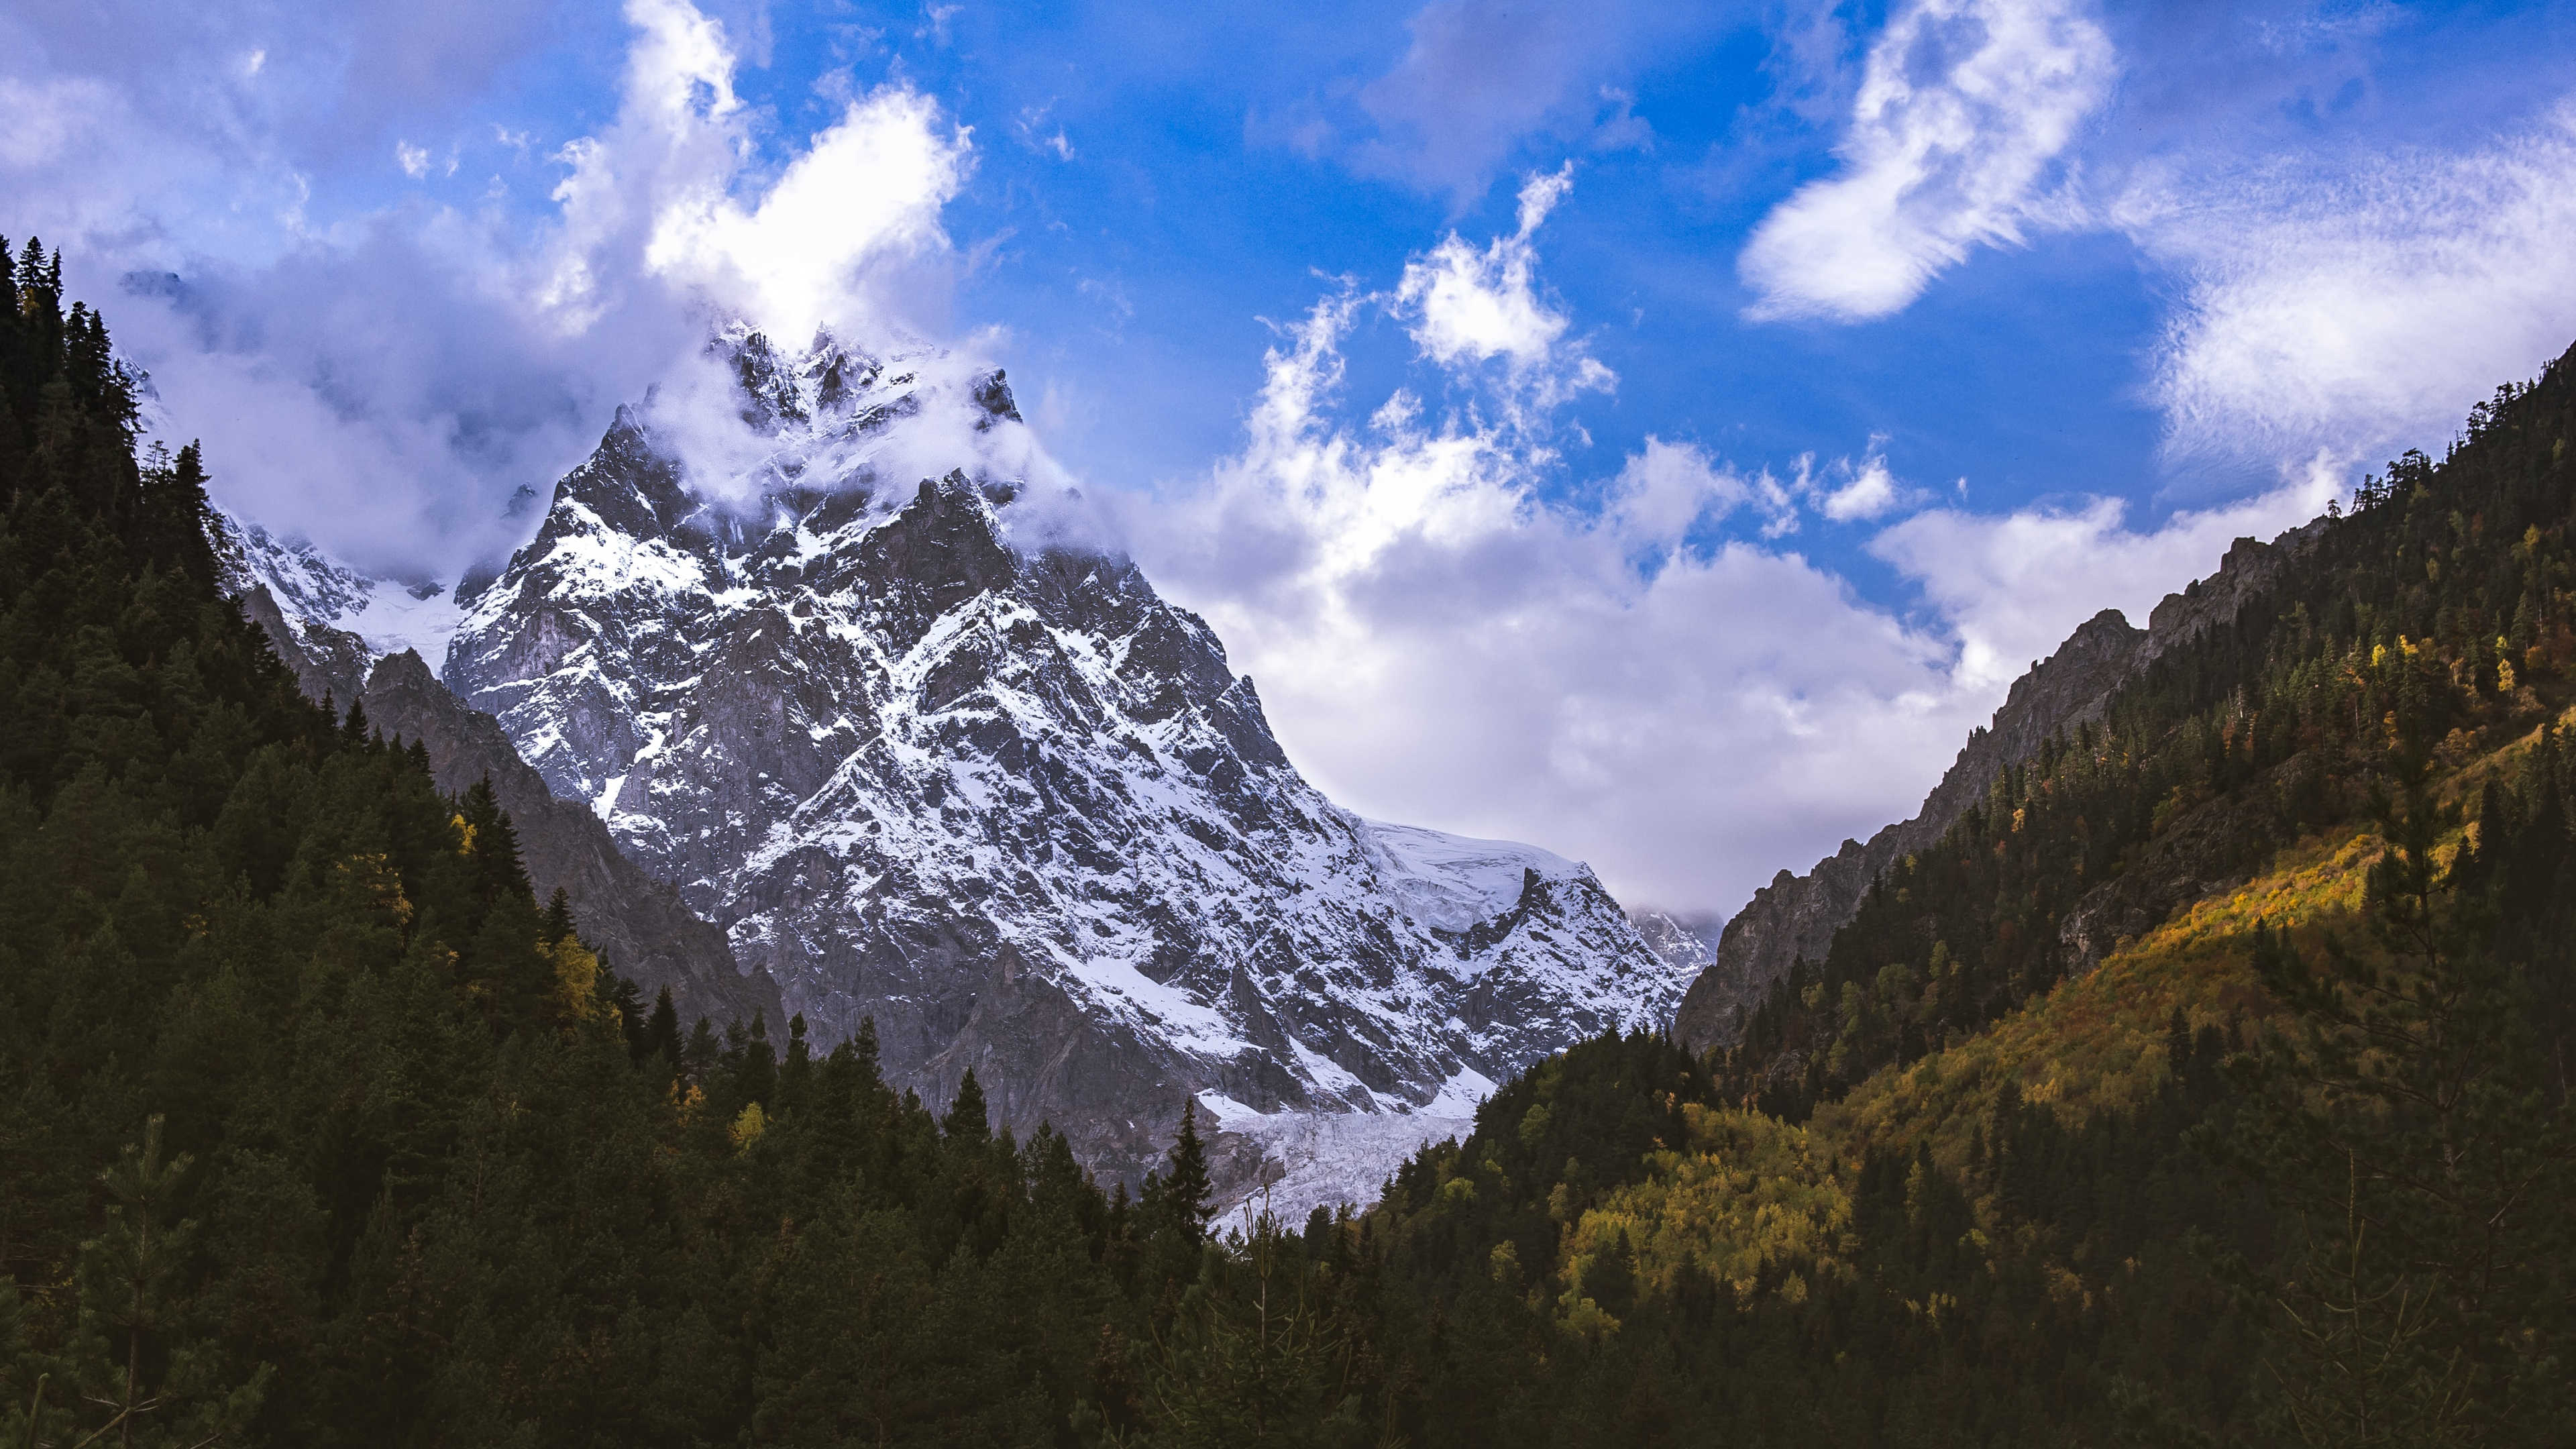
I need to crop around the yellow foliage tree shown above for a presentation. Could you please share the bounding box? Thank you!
[1558,1105,1851,1330]
[545,934,604,1024]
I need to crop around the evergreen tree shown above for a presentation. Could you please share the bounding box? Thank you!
[537,886,574,948]
[1151,1100,1215,1249]
[58,1117,271,1447]
[643,986,683,1065]
[943,1067,991,1142]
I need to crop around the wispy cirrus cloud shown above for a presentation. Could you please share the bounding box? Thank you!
[2126,105,2576,479]
[1737,0,2576,492]
[1738,0,2115,323]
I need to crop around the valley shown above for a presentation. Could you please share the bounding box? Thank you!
[3,244,2570,1445]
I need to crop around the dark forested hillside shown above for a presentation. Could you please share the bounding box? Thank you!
[0,251,1262,1446]
[5,244,2570,1447]
[1334,348,2576,1444]
[1715,376,2576,1121]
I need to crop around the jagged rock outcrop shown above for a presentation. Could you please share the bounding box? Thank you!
[1671,529,2316,1053]
[238,584,372,711]
[1629,909,1721,991]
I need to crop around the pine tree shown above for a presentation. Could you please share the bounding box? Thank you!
[60,1117,271,1447]
[537,886,574,947]
[454,775,531,906]
[1119,1206,1368,1449]
[644,987,683,1065]
[777,1013,812,1114]
[683,1017,719,1086]
[943,1068,991,1143]
[610,974,650,1060]
[1150,1100,1216,1249]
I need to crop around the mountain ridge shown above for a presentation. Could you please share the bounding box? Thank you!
[1670,524,2323,1053]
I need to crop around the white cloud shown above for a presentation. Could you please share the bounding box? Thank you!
[2126,104,2576,474]
[25,0,979,582]
[1126,255,2334,916]
[539,0,972,343]
[109,237,638,581]
[0,76,113,169]
[1608,436,1805,542]
[1870,450,2341,692]
[642,84,969,343]
[1733,0,2576,494]
[1814,448,1902,521]
[1390,165,1614,416]
[1397,165,1568,367]
[1739,0,2114,322]
[1129,297,1976,913]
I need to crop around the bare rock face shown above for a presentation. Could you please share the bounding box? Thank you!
[1670,528,2317,1054]
[236,584,373,712]
[1629,909,1721,998]
[440,331,1691,1192]
[360,649,786,1030]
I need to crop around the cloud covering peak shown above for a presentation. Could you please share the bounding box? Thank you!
[7,0,979,583]
[547,0,973,344]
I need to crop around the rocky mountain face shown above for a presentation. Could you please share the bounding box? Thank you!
[395,329,1689,1201]
[221,535,786,1032]
[1629,908,1721,994]
[1669,529,2320,1054]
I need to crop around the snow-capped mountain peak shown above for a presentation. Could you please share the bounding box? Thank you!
[231,327,1693,1210]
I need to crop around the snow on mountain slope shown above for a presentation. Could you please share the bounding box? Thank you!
[215,515,465,663]
[236,326,1693,1204]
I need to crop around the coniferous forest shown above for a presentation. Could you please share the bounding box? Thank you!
[3,246,2571,1445]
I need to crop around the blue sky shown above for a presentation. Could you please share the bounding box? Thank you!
[9,0,2576,914]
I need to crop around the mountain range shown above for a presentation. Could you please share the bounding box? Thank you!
[213,322,2388,1215]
